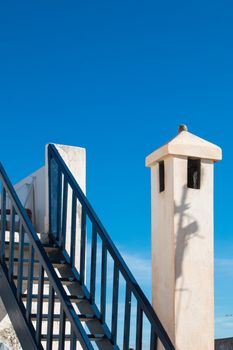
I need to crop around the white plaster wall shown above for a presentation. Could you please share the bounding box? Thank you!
[45,143,86,272]
[14,166,45,234]
[151,156,214,350]
[174,157,214,350]
[151,157,175,347]
[47,144,86,350]
[54,144,86,194]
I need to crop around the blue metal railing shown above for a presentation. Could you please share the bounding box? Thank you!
[48,143,175,350]
[0,161,94,349]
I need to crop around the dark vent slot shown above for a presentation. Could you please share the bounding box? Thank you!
[159,161,165,192]
[187,158,201,189]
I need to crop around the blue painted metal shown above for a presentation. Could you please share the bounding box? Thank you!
[0,161,94,350]
[90,224,97,304]
[123,284,131,350]
[8,204,15,281]
[100,243,107,323]
[48,143,175,350]
[58,309,66,350]
[0,186,6,260]
[47,284,55,350]
[136,305,143,350]
[36,264,44,345]
[26,244,34,321]
[111,264,119,345]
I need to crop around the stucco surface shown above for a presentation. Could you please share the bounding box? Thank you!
[146,130,222,166]
[147,130,221,350]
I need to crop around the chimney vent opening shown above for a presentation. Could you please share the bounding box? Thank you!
[187,158,201,189]
[159,161,165,192]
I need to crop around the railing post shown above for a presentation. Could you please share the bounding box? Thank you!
[146,125,222,350]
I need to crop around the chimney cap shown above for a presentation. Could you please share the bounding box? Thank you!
[146,129,222,167]
[178,124,188,133]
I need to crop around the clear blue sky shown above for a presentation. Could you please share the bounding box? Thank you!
[0,0,232,339]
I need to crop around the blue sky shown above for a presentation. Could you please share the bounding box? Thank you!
[0,0,233,340]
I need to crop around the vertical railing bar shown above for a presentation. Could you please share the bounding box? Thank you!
[70,192,77,268]
[26,244,34,321]
[90,224,97,303]
[47,284,55,350]
[8,205,15,280]
[123,284,131,350]
[36,264,44,345]
[16,224,25,300]
[56,168,62,242]
[58,309,66,350]
[80,207,86,284]
[61,178,68,250]
[71,328,77,350]
[101,243,107,323]
[136,304,143,350]
[111,263,119,344]
[48,151,52,236]
[150,325,158,350]
[0,185,6,261]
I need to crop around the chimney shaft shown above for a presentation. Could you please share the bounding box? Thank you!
[146,127,222,350]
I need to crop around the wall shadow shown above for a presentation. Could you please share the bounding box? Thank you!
[174,185,202,283]
[174,185,203,329]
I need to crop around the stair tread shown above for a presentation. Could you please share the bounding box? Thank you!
[5,258,67,269]
[5,257,67,264]
[40,333,106,341]
[4,241,59,252]
[21,293,86,302]
[13,275,76,284]
[30,313,96,321]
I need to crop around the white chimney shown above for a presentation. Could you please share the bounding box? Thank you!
[146,125,222,350]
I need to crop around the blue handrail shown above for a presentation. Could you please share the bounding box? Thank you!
[0,161,94,349]
[48,144,175,350]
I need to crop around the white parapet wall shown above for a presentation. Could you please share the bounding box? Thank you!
[14,166,45,234]
[44,143,86,272]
